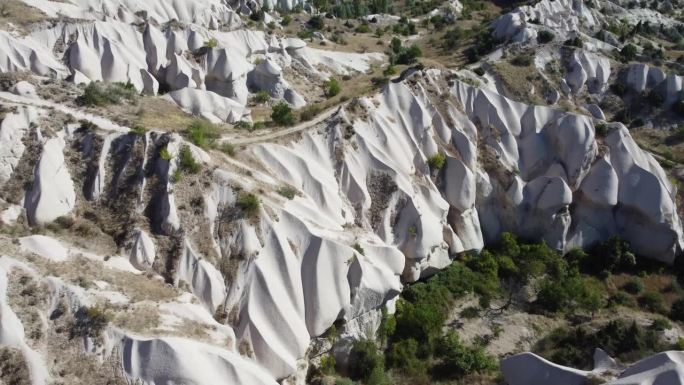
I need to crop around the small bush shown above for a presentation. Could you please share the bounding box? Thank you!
[219,142,235,156]
[281,14,292,26]
[308,15,325,30]
[254,90,271,104]
[434,331,497,377]
[671,299,684,321]
[383,65,397,76]
[271,102,295,126]
[510,54,532,67]
[234,121,253,131]
[203,38,218,48]
[187,119,222,149]
[71,306,111,339]
[620,44,638,62]
[348,340,386,384]
[320,353,336,374]
[564,36,583,48]
[460,306,480,319]
[650,317,671,331]
[326,77,341,97]
[537,30,555,44]
[611,82,628,96]
[237,192,260,218]
[638,291,667,314]
[179,145,201,174]
[352,243,365,255]
[355,23,371,33]
[277,186,297,199]
[78,82,137,106]
[159,146,172,161]
[473,67,485,76]
[595,123,608,137]
[299,104,322,122]
[623,278,644,294]
[427,153,446,170]
[130,125,147,136]
[387,339,428,378]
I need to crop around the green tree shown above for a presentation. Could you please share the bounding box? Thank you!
[326,77,341,97]
[271,102,295,126]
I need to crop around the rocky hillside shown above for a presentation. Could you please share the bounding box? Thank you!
[0,0,683,384]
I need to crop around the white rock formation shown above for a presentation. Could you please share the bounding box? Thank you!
[24,137,76,225]
[126,229,156,270]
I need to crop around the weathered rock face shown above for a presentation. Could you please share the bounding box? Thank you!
[24,137,77,225]
[502,350,684,385]
[0,66,681,383]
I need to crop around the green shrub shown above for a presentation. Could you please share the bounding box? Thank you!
[219,142,235,156]
[349,340,387,385]
[130,125,147,136]
[352,242,365,255]
[71,306,111,339]
[308,15,325,30]
[300,104,322,122]
[281,14,292,26]
[78,82,137,106]
[623,278,644,294]
[595,123,608,137]
[320,353,336,374]
[326,77,341,97]
[187,119,222,149]
[179,145,201,174]
[378,307,396,342]
[387,339,428,378]
[234,121,253,131]
[460,306,480,319]
[237,192,260,218]
[427,153,446,169]
[473,67,485,76]
[383,65,397,76]
[203,38,218,48]
[537,30,555,44]
[646,90,663,107]
[650,317,671,331]
[434,330,497,377]
[271,102,295,126]
[159,146,172,161]
[670,298,684,321]
[534,320,668,369]
[620,44,638,62]
[277,186,297,199]
[254,90,271,104]
[564,36,583,48]
[611,82,628,96]
[510,54,532,67]
[638,291,667,314]
[442,27,463,50]
[355,23,371,33]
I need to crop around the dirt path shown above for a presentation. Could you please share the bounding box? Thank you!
[0,91,130,133]
[219,103,343,145]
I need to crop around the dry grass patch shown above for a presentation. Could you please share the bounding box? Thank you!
[135,97,198,132]
[0,0,49,34]
[491,61,549,105]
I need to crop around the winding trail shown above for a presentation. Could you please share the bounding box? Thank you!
[0,92,129,133]
[219,103,343,145]
[0,91,345,145]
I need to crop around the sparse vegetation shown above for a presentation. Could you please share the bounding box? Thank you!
[178,145,201,174]
[427,153,446,169]
[536,30,555,44]
[277,186,297,199]
[237,192,260,218]
[203,38,218,49]
[325,77,342,97]
[187,119,222,149]
[78,81,137,106]
[271,102,296,126]
[254,90,271,104]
